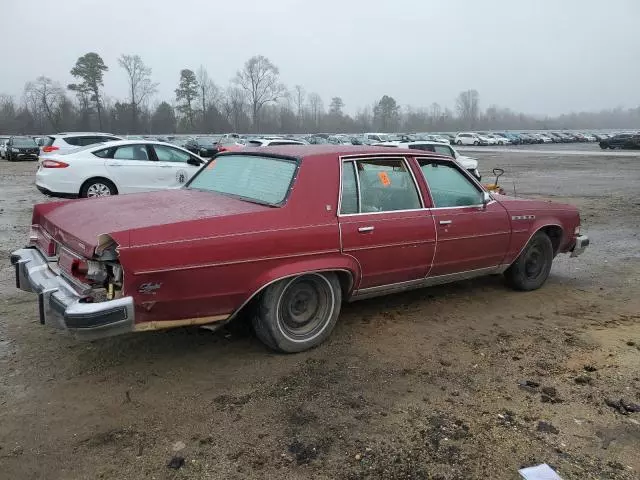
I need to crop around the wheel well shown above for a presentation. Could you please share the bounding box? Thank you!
[80,177,118,196]
[230,269,355,322]
[540,225,563,255]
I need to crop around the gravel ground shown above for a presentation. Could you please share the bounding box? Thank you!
[0,150,639,480]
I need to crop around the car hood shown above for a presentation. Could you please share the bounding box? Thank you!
[455,155,478,169]
[492,193,578,214]
[33,189,270,257]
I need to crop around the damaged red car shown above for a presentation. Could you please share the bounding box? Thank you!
[11,146,589,352]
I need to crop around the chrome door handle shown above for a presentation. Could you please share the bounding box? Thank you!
[358,226,374,233]
[439,220,452,225]
[159,165,172,168]
[106,163,122,167]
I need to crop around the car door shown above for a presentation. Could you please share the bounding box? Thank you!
[149,144,202,188]
[104,144,159,194]
[416,157,511,276]
[338,157,436,291]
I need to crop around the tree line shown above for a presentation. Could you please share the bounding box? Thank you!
[1,52,639,135]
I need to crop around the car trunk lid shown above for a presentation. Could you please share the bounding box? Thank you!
[32,189,270,258]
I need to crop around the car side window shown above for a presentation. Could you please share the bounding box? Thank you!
[92,148,113,158]
[64,137,81,146]
[113,145,150,161]
[434,145,453,157]
[419,160,482,208]
[340,162,359,214]
[153,145,191,163]
[344,158,421,213]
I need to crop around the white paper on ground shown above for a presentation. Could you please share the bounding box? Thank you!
[518,463,563,480]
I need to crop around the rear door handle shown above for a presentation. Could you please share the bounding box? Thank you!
[358,226,374,233]
[106,163,122,167]
[439,220,452,225]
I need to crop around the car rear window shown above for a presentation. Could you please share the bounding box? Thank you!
[187,154,298,206]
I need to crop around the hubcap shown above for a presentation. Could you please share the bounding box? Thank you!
[277,275,334,341]
[524,245,545,280]
[86,183,111,197]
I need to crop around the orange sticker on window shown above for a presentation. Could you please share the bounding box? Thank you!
[206,160,216,170]
[378,171,391,186]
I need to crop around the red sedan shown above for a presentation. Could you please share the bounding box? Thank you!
[11,146,589,352]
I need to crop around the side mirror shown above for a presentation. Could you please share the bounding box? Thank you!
[482,191,491,208]
[187,158,202,166]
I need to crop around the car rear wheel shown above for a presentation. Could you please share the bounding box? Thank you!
[456,140,462,145]
[252,272,342,353]
[80,178,117,198]
[505,232,554,291]
[473,141,479,146]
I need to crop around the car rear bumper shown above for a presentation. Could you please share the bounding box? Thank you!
[570,235,589,257]
[36,185,79,199]
[10,248,135,340]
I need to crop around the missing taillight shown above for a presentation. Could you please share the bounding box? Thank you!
[29,224,57,257]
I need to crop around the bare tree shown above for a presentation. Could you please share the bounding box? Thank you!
[307,92,323,128]
[234,55,285,131]
[24,76,66,131]
[222,86,247,132]
[455,90,480,128]
[196,66,219,127]
[293,85,306,128]
[118,54,158,131]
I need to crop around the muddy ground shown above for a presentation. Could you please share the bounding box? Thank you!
[0,148,639,480]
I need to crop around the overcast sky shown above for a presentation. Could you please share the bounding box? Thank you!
[3,0,639,116]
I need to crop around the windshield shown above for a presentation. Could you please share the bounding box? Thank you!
[187,154,298,206]
[12,137,37,147]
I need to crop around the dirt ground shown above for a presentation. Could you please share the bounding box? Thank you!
[1,147,639,480]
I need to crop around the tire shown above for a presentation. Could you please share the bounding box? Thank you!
[252,272,342,353]
[473,141,479,146]
[456,140,462,146]
[504,232,554,291]
[80,178,117,198]
[599,143,608,150]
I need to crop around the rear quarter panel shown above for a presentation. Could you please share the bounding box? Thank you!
[117,153,358,324]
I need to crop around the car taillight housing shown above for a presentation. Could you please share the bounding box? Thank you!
[29,225,57,257]
[42,146,59,153]
[41,160,69,168]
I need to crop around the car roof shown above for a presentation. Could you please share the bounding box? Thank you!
[222,145,453,160]
[372,141,449,147]
[81,139,188,149]
[51,132,119,138]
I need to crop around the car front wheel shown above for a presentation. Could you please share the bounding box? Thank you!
[504,232,553,291]
[252,272,342,353]
[456,140,462,145]
[80,178,117,198]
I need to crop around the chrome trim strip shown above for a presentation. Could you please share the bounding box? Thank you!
[121,223,338,250]
[226,268,354,322]
[350,264,510,302]
[429,200,497,210]
[133,249,340,276]
[436,231,511,242]
[339,207,431,217]
[343,239,436,253]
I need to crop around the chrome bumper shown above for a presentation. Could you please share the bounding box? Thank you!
[570,234,590,257]
[10,248,135,340]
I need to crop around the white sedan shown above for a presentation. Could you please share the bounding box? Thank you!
[36,140,206,198]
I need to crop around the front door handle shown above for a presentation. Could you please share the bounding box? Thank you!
[358,226,375,233]
[439,220,452,225]
[106,163,122,167]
